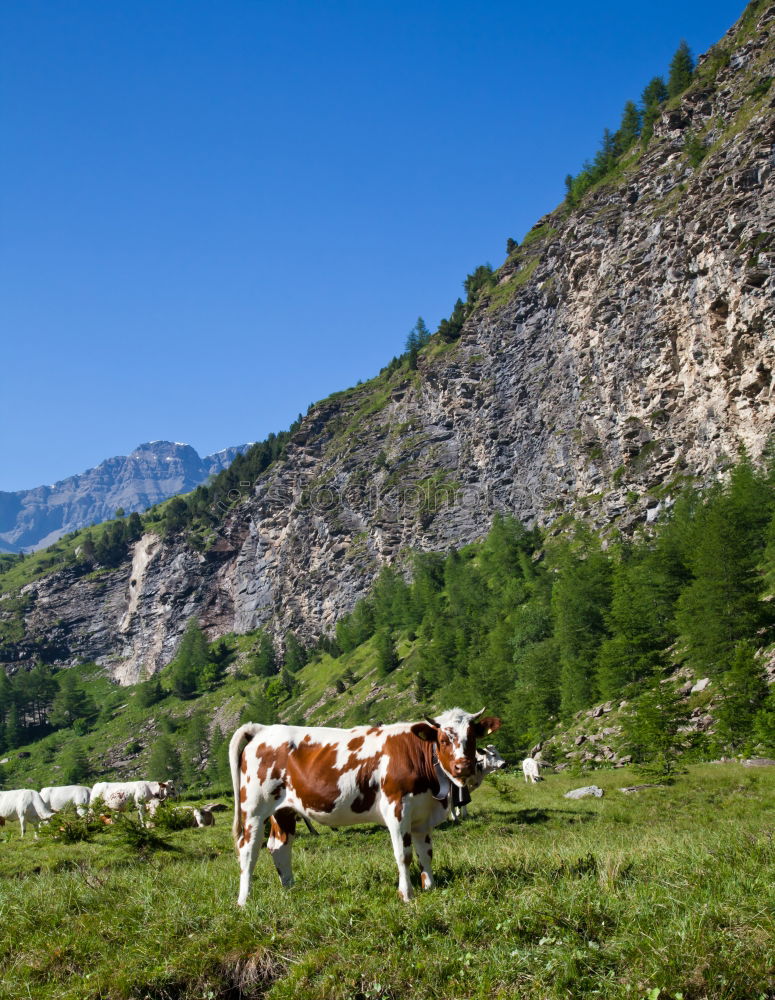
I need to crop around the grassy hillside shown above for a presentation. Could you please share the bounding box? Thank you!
[0,763,772,1000]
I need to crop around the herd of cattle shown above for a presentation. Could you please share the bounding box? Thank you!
[1,706,550,904]
[0,779,178,837]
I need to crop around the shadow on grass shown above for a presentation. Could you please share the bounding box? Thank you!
[454,807,597,828]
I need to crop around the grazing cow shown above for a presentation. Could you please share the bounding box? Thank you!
[146,799,216,828]
[40,784,91,817]
[522,757,541,783]
[450,744,507,822]
[0,789,55,838]
[230,707,501,905]
[90,780,174,825]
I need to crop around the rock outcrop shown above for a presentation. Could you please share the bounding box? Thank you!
[3,4,774,682]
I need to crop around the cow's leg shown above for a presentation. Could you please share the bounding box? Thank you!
[460,804,468,820]
[237,804,271,907]
[19,812,25,838]
[136,799,146,826]
[267,808,296,888]
[386,808,414,901]
[412,830,434,890]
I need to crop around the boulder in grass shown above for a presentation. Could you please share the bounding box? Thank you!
[741,757,775,768]
[564,785,604,799]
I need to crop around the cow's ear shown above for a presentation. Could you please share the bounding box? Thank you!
[473,716,501,738]
[411,721,439,743]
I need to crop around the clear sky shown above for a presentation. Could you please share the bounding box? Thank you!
[1,0,744,491]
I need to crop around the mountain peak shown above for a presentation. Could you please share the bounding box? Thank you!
[0,441,251,553]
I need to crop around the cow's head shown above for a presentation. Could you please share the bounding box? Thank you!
[479,744,507,774]
[411,707,501,785]
[155,781,174,800]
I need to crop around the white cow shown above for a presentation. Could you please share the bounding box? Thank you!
[451,744,507,822]
[522,757,541,783]
[90,780,174,825]
[146,799,216,828]
[40,784,91,817]
[0,789,55,838]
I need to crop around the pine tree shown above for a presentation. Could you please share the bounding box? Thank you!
[59,741,90,783]
[247,631,277,677]
[676,457,773,675]
[371,565,412,630]
[50,671,96,730]
[201,638,234,690]
[168,618,209,697]
[551,535,612,715]
[95,520,128,567]
[641,76,668,142]
[593,128,618,175]
[126,512,143,543]
[135,675,164,708]
[410,552,445,621]
[26,661,57,728]
[240,688,279,725]
[148,733,182,783]
[437,298,466,342]
[164,497,188,537]
[5,702,21,749]
[617,100,641,151]
[642,76,669,108]
[667,40,694,98]
[622,676,693,779]
[596,540,680,698]
[405,317,431,354]
[464,264,494,300]
[714,642,769,751]
[753,687,775,749]
[508,637,561,749]
[79,532,97,565]
[182,713,210,788]
[207,726,231,787]
[374,628,399,677]
[283,632,307,673]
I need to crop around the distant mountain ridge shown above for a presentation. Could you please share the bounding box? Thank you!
[0,441,251,553]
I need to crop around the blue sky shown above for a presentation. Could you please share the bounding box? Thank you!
[1,0,744,491]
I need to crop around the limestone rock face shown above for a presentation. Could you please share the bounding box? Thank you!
[3,5,775,683]
[0,442,250,553]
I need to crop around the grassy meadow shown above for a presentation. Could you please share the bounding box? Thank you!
[0,764,772,1000]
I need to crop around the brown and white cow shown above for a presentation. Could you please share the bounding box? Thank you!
[229,707,501,905]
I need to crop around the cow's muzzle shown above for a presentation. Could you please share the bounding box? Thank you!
[452,759,474,778]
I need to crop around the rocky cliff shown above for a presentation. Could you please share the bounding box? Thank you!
[0,441,250,553]
[3,2,774,682]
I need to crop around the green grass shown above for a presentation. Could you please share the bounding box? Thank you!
[0,764,772,999]
[520,222,558,248]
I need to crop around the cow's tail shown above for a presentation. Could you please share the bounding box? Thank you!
[229,723,263,851]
